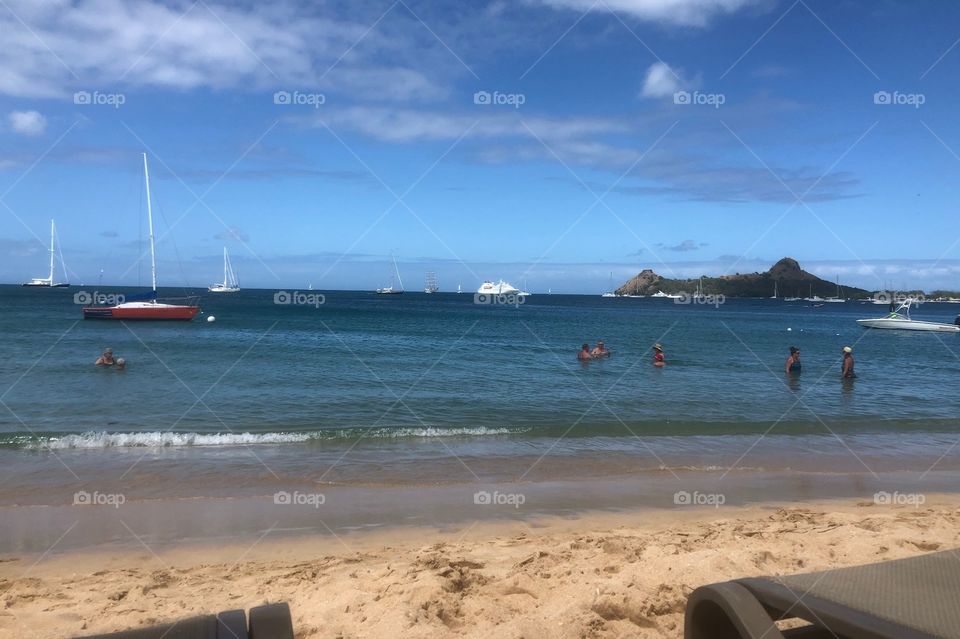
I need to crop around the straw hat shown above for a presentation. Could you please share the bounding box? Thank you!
[653,343,663,351]
[842,346,853,353]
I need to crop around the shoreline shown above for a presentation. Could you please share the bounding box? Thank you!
[2,495,958,638]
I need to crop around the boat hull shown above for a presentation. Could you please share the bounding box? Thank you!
[83,303,200,321]
[22,282,69,287]
[856,318,960,332]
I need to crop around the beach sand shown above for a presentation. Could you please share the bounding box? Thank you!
[1,496,958,639]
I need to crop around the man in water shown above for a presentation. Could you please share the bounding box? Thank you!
[578,343,592,361]
[95,348,116,366]
[653,343,665,366]
[841,346,856,378]
[590,340,610,357]
[785,346,801,374]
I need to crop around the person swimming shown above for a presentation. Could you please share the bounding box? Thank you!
[841,346,856,378]
[653,343,665,366]
[590,340,610,358]
[785,346,801,374]
[578,343,592,361]
[95,348,116,366]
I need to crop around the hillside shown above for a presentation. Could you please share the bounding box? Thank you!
[614,257,870,298]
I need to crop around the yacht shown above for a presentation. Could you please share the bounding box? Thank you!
[23,219,69,287]
[857,300,960,332]
[600,272,617,297]
[376,254,404,294]
[650,290,682,299]
[823,277,846,303]
[208,247,240,293]
[477,280,529,296]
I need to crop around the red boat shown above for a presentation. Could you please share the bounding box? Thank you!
[82,153,200,322]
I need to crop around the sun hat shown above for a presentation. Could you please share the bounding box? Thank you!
[653,343,663,351]
[843,346,852,353]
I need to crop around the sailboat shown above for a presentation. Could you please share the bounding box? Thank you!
[208,247,240,293]
[83,154,200,321]
[784,287,801,302]
[823,276,846,303]
[601,272,617,297]
[424,271,439,294]
[23,219,69,287]
[457,282,462,294]
[803,284,824,303]
[770,280,778,299]
[857,299,960,332]
[376,254,404,294]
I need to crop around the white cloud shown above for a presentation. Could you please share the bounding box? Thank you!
[640,61,684,98]
[535,0,763,27]
[8,110,47,136]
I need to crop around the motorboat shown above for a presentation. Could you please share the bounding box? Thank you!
[477,280,529,296]
[650,290,682,299]
[857,300,960,332]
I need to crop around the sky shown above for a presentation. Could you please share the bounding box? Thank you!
[2,0,960,293]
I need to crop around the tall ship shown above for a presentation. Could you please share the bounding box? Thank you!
[477,280,530,296]
[23,219,69,287]
[424,271,439,294]
[82,154,200,321]
[209,247,240,293]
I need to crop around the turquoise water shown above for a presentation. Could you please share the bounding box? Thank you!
[2,285,960,487]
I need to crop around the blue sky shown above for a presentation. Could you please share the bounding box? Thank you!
[2,0,960,293]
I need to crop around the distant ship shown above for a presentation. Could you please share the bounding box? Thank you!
[650,290,682,299]
[23,219,69,287]
[424,271,439,294]
[601,272,617,297]
[376,254,404,294]
[477,280,530,296]
[208,247,240,293]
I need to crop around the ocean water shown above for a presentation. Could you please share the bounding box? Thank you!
[2,285,960,550]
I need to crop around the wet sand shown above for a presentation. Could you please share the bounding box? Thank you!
[2,495,958,639]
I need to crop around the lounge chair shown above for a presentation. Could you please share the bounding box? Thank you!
[684,550,960,639]
[74,602,294,639]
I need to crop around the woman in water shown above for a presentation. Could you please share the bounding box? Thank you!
[841,346,856,378]
[653,343,665,367]
[785,346,801,374]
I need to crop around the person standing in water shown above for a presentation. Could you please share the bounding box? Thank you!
[578,343,592,361]
[785,346,801,374]
[590,340,610,358]
[653,343,665,367]
[95,348,116,366]
[841,346,856,378]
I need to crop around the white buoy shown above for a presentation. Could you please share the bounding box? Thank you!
[207,315,216,323]
[787,327,792,331]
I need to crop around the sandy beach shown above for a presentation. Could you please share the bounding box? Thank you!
[2,496,957,639]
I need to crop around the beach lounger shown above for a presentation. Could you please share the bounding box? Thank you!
[684,550,960,639]
[74,602,294,639]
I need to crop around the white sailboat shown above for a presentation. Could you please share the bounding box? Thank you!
[209,247,240,292]
[424,271,439,294]
[376,254,404,294]
[477,280,529,296]
[23,219,69,287]
[857,300,960,332]
[601,272,617,297]
[770,280,778,299]
[803,284,824,303]
[823,276,846,303]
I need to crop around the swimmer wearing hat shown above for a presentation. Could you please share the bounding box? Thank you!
[653,343,665,367]
[841,346,856,379]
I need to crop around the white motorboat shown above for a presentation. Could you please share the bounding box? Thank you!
[650,290,682,299]
[23,219,70,287]
[477,280,529,296]
[208,247,240,292]
[857,300,960,332]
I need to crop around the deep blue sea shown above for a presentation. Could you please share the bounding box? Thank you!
[2,285,960,550]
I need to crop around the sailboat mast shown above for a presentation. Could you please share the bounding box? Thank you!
[48,219,55,284]
[142,153,158,293]
[394,254,404,291]
[223,247,228,287]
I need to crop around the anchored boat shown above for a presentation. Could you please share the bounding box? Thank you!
[857,300,960,332]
